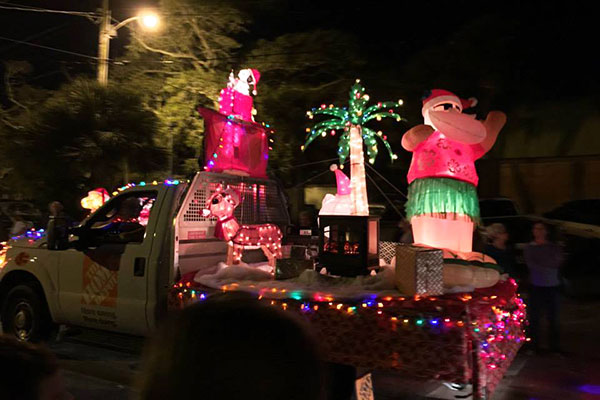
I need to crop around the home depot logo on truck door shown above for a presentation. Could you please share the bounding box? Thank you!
[81,250,120,307]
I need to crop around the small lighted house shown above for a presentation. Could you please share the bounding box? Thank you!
[317,164,379,277]
[319,215,380,277]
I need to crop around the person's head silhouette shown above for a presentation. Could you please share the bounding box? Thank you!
[138,293,325,400]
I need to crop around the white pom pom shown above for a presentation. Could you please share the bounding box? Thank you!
[468,97,478,108]
[329,164,338,172]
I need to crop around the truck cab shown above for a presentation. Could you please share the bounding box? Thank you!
[0,171,289,341]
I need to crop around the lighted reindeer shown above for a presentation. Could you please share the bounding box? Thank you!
[202,186,283,267]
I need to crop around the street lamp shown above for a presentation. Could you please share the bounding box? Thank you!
[139,12,160,29]
[97,5,160,85]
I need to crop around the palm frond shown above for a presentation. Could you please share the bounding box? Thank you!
[310,107,348,120]
[363,111,403,124]
[337,131,350,164]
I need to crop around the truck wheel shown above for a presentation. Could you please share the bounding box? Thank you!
[1,284,53,342]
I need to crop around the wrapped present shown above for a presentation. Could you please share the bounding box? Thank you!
[275,258,314,280]
[395,244,444,296]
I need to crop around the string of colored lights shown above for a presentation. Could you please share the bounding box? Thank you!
[172,278,527,372]
[111,178,186,196]
[10,229,46,243]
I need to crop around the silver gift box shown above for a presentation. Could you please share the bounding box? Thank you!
[395,244,444,296]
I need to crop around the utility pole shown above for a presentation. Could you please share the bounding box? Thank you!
[97,0,110,85]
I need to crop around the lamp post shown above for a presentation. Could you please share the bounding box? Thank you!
[97,0,159,85]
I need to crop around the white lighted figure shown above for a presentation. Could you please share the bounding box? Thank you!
[402,89,506,288]
[320,164,354,215]
[202,186,282,267]
[81,188,109,212]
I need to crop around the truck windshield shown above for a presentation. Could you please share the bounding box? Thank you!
[89,192,157,244]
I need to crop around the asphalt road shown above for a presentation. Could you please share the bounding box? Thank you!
[41,295,600,399]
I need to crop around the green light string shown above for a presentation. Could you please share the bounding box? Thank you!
[303,79,404,165]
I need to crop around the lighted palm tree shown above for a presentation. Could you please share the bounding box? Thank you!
[302,79,404,215]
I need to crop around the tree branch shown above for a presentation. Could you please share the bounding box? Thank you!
[4,70,29,113]
[281,79,346,92]
[0,114,24,130]
[133,34,207,70]
[141,70,181,75]
[188,19,215,66]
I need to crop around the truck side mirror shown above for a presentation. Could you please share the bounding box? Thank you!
[47,216,69,250]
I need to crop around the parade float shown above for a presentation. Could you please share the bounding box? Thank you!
[169,76,526,399]
[0,69,525,398]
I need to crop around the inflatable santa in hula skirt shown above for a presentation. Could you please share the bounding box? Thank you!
[402,89,507,288]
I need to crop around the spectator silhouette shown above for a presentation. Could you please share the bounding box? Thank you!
[524,222,564,354]
[398,218,413,244]
[484,223,517,277]
[46,201,74,250]
[0,334,73,400]
[9,213,33,237]
[138,293,327,400]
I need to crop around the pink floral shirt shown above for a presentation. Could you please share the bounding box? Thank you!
[406,131,486,186]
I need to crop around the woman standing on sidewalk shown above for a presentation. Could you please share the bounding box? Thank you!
[524,222,564,353]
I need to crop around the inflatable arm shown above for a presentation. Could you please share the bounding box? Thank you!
[479,111,507,153]
[401,124,435,151]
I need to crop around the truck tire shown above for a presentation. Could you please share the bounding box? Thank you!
[1,284,53,342]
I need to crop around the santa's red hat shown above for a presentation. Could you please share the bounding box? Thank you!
[330,164,351,195]
[421,89,477,115]
[250,69,261,95]
[222,187,240,207]
[92,188,109,201]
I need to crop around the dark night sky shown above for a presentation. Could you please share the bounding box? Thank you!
[0,1,597,105]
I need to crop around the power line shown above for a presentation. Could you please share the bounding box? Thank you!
[0,35,99,60]
[0,22,74,54]
[365,162,407,199]
[365,169,405,217]
[270,158,339,172]
[0,1,39,9]
[0,4,98,17]
[292,168,332,189]
[112,49,325,66]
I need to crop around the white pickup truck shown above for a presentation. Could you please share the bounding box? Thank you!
[0,171,289,341]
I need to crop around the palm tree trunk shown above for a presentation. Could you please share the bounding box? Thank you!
[349,125,369,215]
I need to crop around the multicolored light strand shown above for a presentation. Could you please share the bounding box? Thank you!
[11,229,46,242]
[172,278,526,373]
[111,179,187,196]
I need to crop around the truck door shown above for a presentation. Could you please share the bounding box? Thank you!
[57,190,162,335]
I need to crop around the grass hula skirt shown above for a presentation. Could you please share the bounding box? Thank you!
[405,177,480,223]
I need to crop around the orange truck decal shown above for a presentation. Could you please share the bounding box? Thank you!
[81,256,118,307]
